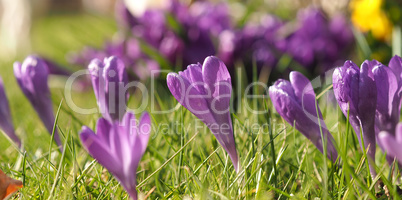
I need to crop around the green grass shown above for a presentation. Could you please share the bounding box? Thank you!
[0,13,401,199]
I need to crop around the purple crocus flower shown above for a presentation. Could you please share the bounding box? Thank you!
[219,15,283,71]
[370,57,402,136]
[80,111,150,199]
[185,1,231,36]
[0,77,21,147]
[120,7,183,64]
[13,56,62,147]
[285,8,335,68]
[378,123,402,165]
[269,71,338,161]
[88,56,129,122]
[277,8,354,73]
[176,1,230,66]
[362,56,402,164]
[333,60,377,176]
[166,56,239,172]
[182,29,216,67]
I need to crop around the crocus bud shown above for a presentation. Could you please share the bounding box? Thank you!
[14,56,62,147]
[80,112,151,200]
[167,56,239,172]
[88,56,129,122]
[269,71,338,161]
[0,77,21,147]
[333,60,377,177]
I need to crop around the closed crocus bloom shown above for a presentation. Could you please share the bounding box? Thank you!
[370,58,402,136]
[88,56,129,122]
[333,60,377,176]
[14,56,62,147]
[269,71,338,161]
[166,56,239,172]
[0,77,21,147]
[80,112,150,199]
[378,123,402,165]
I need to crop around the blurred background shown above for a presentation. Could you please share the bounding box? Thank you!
[0,0,401,113]
[1,0,400,77]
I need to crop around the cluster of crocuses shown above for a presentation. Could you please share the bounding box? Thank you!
[79,56,152,199]
[0,53,240,199]
[68,0,354,82]
[3,52,402,198]
[269,55,402,178]
[0,55,151,199]
[79,55,240,199]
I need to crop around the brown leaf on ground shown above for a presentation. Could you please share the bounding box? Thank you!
[0,169,23,200]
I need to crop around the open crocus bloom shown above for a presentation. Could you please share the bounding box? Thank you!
[333,60,377,177]
[269,71,338,161]
[13,55,62,147]
[80,112,151,199]
[166,56,239,172]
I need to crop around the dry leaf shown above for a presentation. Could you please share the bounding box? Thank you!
[0,169,22,200]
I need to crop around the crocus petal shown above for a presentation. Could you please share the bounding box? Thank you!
[88,59,103,101]
[79,111,150,200]
[290,71,326,130]
[289,71,337,159]
[372,64,400,134]
[126,112,151,181]
[396,123,402,144]
[167,73,211,114]
[182,64,205,95]
[389,55,402,82]
[372,65,398,117]
[80,126,120,173]
[269,78,337,160]
[202,56,231,107]
[137,112,151,155]
[88,56,129,122]
[333,60,378,177]
[0,77,21,146]
[104,57,129,121]
[200,56,238,170]
[379,131,402,165]
[358,64,377,164]
[332,61,360,117]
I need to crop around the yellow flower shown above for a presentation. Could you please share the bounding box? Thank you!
[350,0,393,40]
